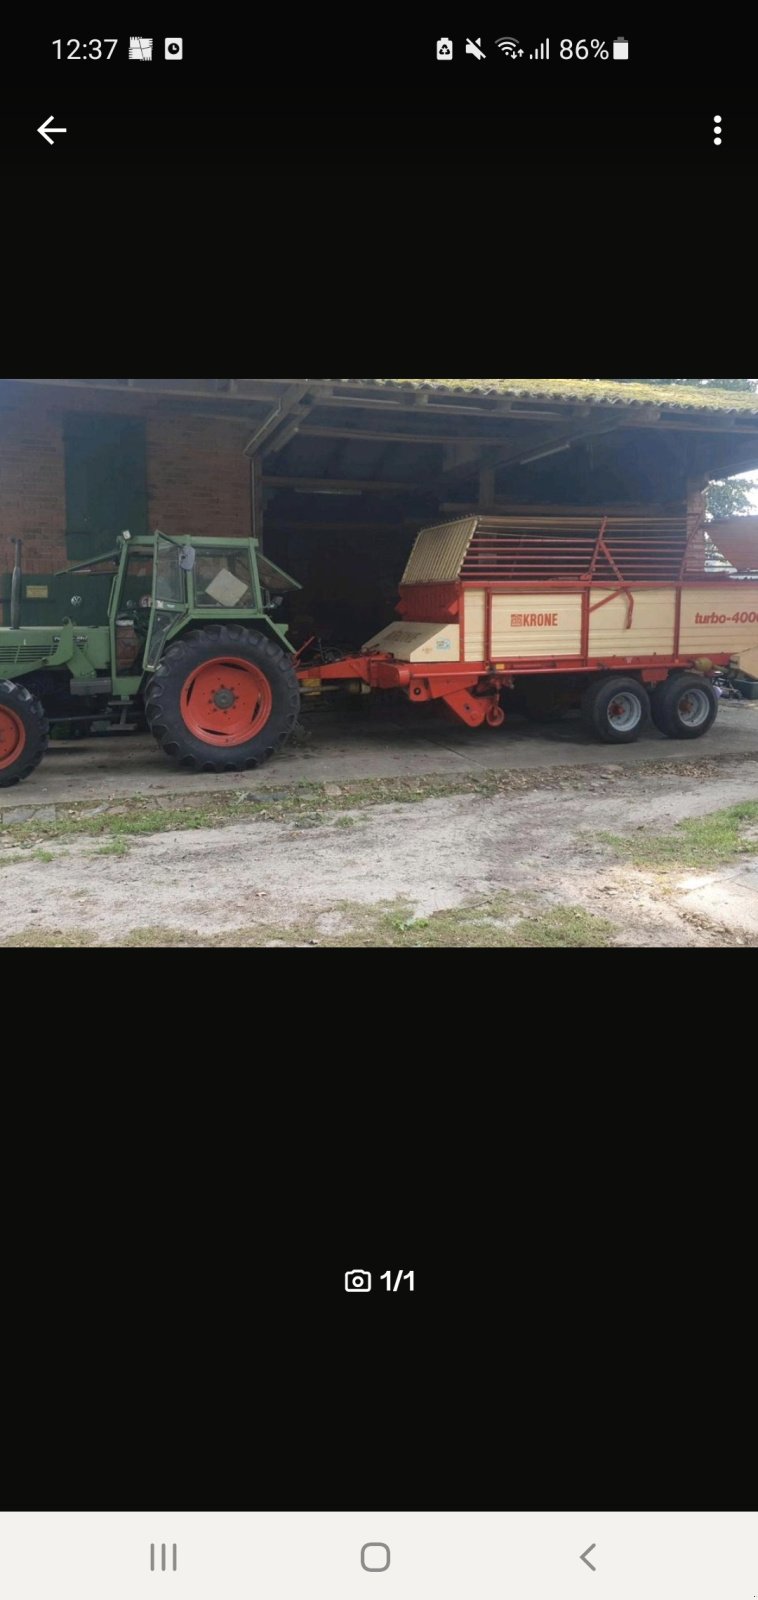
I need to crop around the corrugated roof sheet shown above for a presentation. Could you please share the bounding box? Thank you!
[329,379,758,416]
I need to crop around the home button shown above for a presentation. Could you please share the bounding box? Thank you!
[361,1544,391,1572]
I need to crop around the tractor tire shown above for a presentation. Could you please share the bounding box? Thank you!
[651,673,719,740]
[0,679,50,788]
[581,676,651,745]
[145,625,301,773]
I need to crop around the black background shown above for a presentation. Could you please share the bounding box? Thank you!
[2,1079,752,1513]
[2,10,753,376]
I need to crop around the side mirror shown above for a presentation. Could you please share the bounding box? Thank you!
[179,545,196,573]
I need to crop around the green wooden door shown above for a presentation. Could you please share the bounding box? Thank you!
[64,413,148,561]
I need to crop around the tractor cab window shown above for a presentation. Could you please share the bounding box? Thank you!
[115,549,155,674]
[155,539,187,609]
[194,549,255,610]
[122,550,154,621]
[143,539,190,671]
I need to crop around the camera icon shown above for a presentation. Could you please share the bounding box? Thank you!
[345,1269,372,1293]
[165,37,183,59]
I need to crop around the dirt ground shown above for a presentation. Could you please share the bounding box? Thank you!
[5,697,758,808]
[2,706,757,945]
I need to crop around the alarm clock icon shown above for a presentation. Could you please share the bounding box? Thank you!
[165,38,183,59]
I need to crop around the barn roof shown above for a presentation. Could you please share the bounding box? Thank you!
[363,379,758,416]
[5,379,758,502]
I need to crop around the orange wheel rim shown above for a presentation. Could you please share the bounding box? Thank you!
[180,657,273,747]
[0,706,26,770]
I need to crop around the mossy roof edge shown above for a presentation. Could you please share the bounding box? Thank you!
[331,379,758,415]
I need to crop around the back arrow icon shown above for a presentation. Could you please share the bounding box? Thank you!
[38,115,67,145]
[580,1545,597,1572]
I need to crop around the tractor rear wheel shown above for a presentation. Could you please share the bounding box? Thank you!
[0,679,50,788]
[145,626,301,773]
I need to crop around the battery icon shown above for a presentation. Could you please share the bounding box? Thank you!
[613,37,629,58]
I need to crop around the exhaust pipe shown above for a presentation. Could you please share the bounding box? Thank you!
[10,539,22,628]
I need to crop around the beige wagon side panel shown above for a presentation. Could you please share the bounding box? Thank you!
[680,588,758,658]
[589,590,676,657]
[363,621,461,663]
[739,645,758,679]
[464,591,487,661]
[491,594,583,660]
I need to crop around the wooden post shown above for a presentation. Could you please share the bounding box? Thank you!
[252,455,264,549]
[479,466,496,509]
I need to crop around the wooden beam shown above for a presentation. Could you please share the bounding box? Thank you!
[492,419,626,471]
[298,424,515,447]
[265,521,419,534]
[251,456,263,545]
[245,382,315,458]
[313,395,555,419]
[263,475,427,493]
[17,378,299,404]
[440,500,688,517]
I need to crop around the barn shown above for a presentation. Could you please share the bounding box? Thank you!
[3,377,758,650]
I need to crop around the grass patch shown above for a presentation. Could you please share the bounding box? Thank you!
[124,926,194,947]
[0,895,614,949]
[0,775,502,846]
[356,897,613,949]
[0,849,56,866]
[0,928,99,948]
[94,838,131,857]
[3,755,757,850]
[602,801,758,869]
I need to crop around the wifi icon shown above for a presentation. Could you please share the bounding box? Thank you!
[495,36,523,55]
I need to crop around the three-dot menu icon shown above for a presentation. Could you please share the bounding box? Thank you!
[714,115,722,146]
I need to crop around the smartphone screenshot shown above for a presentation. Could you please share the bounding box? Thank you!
[0,14,755,1586]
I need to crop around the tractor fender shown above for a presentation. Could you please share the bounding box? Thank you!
[172,616,295,655]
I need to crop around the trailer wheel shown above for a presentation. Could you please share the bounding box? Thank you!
[581,676,650,745]
[0,679,50,788]
[651,674,718,740]
[145,625,301,773]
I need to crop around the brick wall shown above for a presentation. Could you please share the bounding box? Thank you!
[146,414,252,541]
[0,400,67,575]
[0,388,253,578]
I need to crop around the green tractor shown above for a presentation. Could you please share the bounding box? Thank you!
[0,531,302,788]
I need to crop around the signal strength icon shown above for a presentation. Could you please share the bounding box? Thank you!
[529,38,550,58]
[495,36,523,55]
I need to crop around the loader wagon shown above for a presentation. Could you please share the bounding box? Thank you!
[298,513,758,743]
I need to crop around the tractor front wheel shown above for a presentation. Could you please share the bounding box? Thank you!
[0,679,50,788]
[145,626,301,773]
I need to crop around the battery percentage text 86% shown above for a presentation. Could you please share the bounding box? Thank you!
[560,39,609,57]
